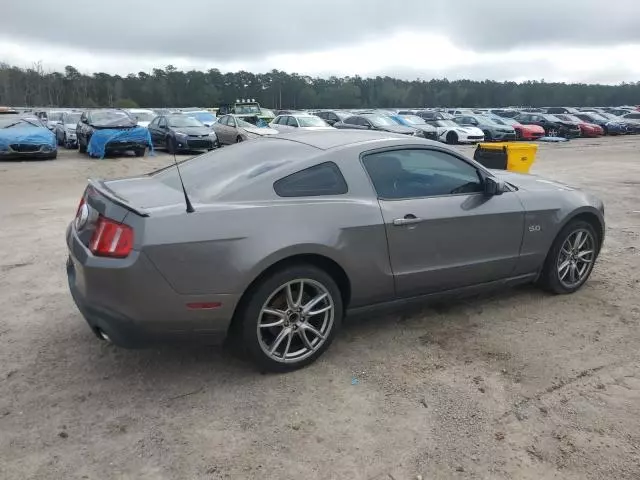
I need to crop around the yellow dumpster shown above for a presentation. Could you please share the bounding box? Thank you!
[473,143,538,174]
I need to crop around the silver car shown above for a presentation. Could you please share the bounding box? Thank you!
[66,130,604,371]
[212,114,278,145]
[269,113,334,132]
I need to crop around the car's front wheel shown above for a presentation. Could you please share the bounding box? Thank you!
[239,265,343,372]
[446,131,458,144]
[539,220,599,294]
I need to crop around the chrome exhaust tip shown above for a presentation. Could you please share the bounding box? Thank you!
[97,329,112,343]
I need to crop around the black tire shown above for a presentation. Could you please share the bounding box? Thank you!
[238,264,343,372]
[483,130,492,142]
[539,220,600,294]
[236,136,243,143]
[166,136,176,154]
[515,129,522,140]
[446,131,458,145]
[134,147,146,157]
[78,138,87,154]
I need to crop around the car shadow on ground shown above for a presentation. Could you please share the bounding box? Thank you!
[59,283,546,382]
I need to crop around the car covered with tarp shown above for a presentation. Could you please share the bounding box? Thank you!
[77,109,152,158]
[0,115,57,160]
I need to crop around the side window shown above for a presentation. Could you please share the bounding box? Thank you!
[363,149,483,199]
[274,162,348,197]
[158,117,167,128]
[228,116,237,127]
[80,113,87,123]
[149,117,159,128]
[357,117,370,127]
[627,113,640,119]
[344,117,358,125]
[287,116,299,127]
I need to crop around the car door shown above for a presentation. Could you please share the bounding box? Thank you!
[147,117,161,146]
[212,115,227,144]
[362,147,525,297]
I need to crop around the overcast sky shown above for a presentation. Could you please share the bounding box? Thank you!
[2,0,640,83]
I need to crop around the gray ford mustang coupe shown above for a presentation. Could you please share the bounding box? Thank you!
[66,130,604,371]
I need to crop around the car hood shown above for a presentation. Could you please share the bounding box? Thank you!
[492,171,576,192]
[172,126,212,136]
[451,126,484,135]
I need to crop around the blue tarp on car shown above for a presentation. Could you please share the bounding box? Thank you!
[87,127,153,159]
[0,126,56,151]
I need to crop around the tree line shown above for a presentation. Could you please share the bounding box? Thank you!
[1,62,638,109]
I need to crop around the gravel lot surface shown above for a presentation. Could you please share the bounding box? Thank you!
[1,137,639,480]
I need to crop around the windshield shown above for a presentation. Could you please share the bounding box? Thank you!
[559,114,582,122]
[298,116,328,127]
[92,111,131,124]
[167,116,204,127]
[599,113,618,120]
[129,111,155,122]
[585,113,607,121]
[401,115,427,125]
[188,112,216,122]
[65,113,81,124]
[366,115,396,127]
[436,120,459,127]
[48,112,64,122]
[235,105,261,114]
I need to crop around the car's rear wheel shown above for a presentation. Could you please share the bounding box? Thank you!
[134,147,146,157]
[239,265,343,372]
[539,220,599,294]
[446,131,458,144]
[236,135,243,143]
[483,130,492,142]
[78,137,87,153]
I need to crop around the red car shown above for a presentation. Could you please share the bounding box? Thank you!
[556,114,604,137]
[491,116,545,140]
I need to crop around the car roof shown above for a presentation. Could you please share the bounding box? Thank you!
[265,129,428,151]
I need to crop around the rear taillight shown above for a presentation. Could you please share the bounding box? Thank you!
[76,196,86,217]
[89,216,134,258]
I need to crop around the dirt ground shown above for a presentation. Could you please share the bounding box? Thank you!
[1,136,639,480]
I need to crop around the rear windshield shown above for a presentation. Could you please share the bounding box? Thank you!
[152,139,317,200]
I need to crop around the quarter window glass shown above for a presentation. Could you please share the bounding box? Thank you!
[363,149,483,199]
[274,162,348,197]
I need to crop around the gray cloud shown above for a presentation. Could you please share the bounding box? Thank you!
[2,0,640,62]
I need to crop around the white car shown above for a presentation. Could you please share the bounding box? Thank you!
[427,119,485,144]
[126,108,156,128]
[269,114,334,132]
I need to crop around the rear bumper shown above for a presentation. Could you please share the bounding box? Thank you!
[66,223,239,348]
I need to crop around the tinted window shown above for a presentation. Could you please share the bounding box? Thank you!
[274,162,348,197]
[287,116,299,127]
[158,117,167,128]
[149,117,159,128]
[363,149,483,199]
[626,113,640,119]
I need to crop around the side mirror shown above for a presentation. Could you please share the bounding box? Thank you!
[484,177,505,196]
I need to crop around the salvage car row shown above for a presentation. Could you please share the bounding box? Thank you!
[1,103,639,160]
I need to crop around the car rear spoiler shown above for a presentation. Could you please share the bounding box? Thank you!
[87,178,150,217]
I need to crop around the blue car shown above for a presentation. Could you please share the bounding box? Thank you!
[0,115,57,160]
[574,112,628,135]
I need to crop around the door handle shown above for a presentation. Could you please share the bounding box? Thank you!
[393,215,423,226]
